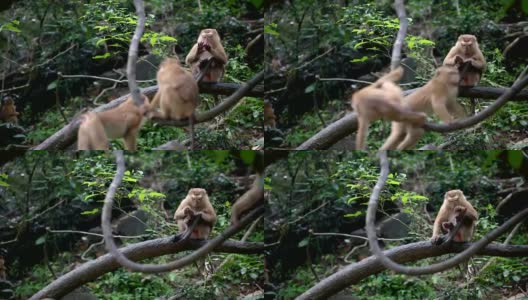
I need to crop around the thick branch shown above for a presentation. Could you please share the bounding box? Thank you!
[32,77,264,150]
[366,151,528,275]
[296,242,528,300]
[29,238,265,300]
[390,0,407,70]
[403,85,528,100]
[102,151,264,273]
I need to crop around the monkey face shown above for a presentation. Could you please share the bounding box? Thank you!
[188,188,207,203]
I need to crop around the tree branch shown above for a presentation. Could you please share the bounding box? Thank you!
[29,238,266,300]
[390,0,407,70]
[101,151,265,273]
[126,0,146,107]
[296,242,528,300]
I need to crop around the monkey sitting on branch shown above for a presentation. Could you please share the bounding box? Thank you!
[351,66,427,150]
[149,57,199,149]
[186,28,228,83]
[443,34,486,87]
[173,188,217,243]
[431,189,478,245]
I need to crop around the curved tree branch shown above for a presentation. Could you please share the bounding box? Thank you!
[390,0,407,70]
[29,238,266,300]
[423,74,528,132]
[102,151,265,273]
[126,0,146,106]
[365,151,528,276]
[296,241,528,300]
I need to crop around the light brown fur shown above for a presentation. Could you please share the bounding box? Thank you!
[150,57,199,149]
[432,190,478,245]
[0,97,20,124]
[443,34,486,87]
[186,28,228,82]
[264,102,277,128]
[77,94,150,150]
[381,65,466,150]
[230,174,263,225]
[351,67,427,150]
[174,188,216,239]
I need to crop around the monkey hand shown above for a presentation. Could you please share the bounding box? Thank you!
[430,235,445,246]
[183,207,194,217]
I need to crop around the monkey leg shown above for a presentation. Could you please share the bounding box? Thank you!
[380,122,405,150]
[396,127,424,150]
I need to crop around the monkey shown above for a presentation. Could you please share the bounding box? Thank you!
[0,97,20,124]
[431,189,478,245]
[380,64,466,150]
[186,28,228,83]
[231,173,264,225]
[149,57,199,149]
[173,188,216,241]
[264,101,277,128]
[77,94,151,150]
[351,66,427,150]
[443,34,486,87]
[0,256,6,280]
[441,205,469,241]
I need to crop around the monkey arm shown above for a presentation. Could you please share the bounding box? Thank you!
[465,204,478,220]
[210,47,228,64]
[199,208,217,224]
[174,203,189,220]
[185,44,200,65]
[431,96,453,123]
[442,47,459,66]
[470,56,486,70]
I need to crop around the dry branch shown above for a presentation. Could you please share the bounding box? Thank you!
[29,238,265,300]
[296,242,528,300]
[32,74,264,150]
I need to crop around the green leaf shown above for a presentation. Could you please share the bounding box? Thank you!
[0,180,9,187]
[159,36,177,42]
[35,236,46,245]
[249,0,263,9]
[240,150,256,165]
[298,238,309,247]
[344,211,363,217]
[304,83,316,94]
[81,208,100,215]
[47,81,58,90]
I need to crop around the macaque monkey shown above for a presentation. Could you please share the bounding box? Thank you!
[173,188,216,241]
[77,94,151,150]
[380,65,466,150]
[231,174,264,225]
[150,57,199,149]
[431,190,478,245]
[264,101,277,128]
[351,66,427,150]
[0,97,20,124]
[0,256,6,280]
[186,29,228,83]
[443,34,486,87]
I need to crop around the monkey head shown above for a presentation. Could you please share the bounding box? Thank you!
[198,28,220,48]
[436,66,460,86]
[188,188,207,204]
[444,189,464,202]
[457,34,477,54]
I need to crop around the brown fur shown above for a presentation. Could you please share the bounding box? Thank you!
[77,94,150,150]
[0,97,20,124]
[186,29,228,82]
[150,57,199,149]
[174,188,216,239]
[443,34,486,87]
[351,67,427,150]
[381,65,466,150]
[264,102,277,128]
[432,190,478,245]
[230,174,263,225]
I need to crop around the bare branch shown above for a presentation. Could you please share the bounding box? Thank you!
[390,0,407,70]
[296,241,528,300]
[365,151,528,276]
[101,151,265,273]
[127,0,146,107]
[29,238,265,300]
